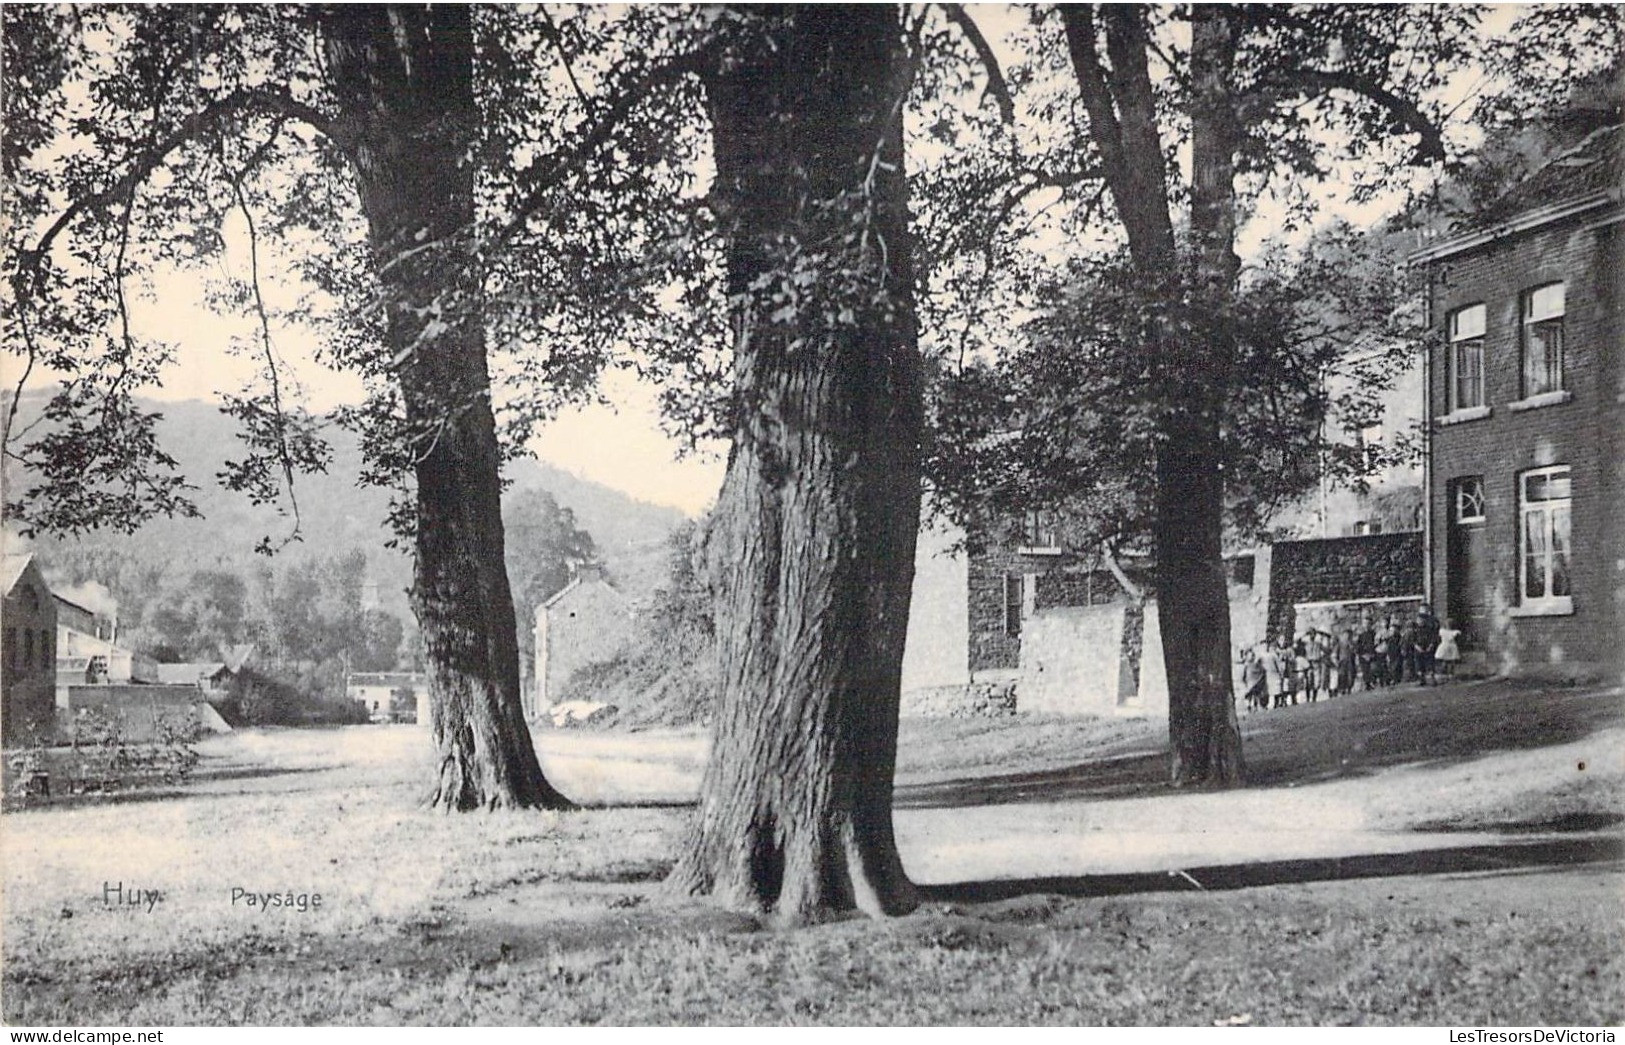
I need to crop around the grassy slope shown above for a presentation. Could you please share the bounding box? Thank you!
[3,680,1621,1025]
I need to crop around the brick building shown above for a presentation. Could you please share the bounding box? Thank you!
[1410,126,1623,680]
[2,553,58,744]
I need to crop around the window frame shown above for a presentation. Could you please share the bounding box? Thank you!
[1453,475,1486,525]
[1019,509,1062,553]
[1448,303,1487,413]
[1520,282,1566,399]
[1003,573,1023,637]
[1516,465,1573,614]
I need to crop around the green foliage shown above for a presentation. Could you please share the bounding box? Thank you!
[2,6,711,547]
[926,225,1424,551]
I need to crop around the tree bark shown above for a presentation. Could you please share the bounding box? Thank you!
[667,5,921,923]
[320,6,569,810]
[1165,6,1244,786]
[1061,4,1244,785]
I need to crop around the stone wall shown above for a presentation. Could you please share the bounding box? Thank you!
[1265,532,1424,643]
[899,680,1017,719]
[1019,605,1127,715]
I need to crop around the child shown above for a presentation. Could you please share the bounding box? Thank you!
[1269,634,1292,709]
[1240,646,1267,712]
[1435,618,1462,679]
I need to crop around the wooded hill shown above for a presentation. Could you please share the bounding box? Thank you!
[3,391,687,634]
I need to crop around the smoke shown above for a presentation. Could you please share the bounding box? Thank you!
[55,579,118,619]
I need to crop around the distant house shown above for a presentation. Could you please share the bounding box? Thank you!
[1410,125,1623,680]
[3,553,58,743]
[531,564,632,718]
[153,662,233,694]
[1272,338,1426,539]
[345,671,428,724]
[55,593,157,686]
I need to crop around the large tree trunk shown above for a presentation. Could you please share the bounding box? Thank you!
[320,6,569,810]
[1164,6,1244,786]
[666,6,921,923]
[1061,5,1244,785]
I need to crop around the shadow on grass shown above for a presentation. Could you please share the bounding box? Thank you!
[919,834,1625,904]
[899,680,1623,810]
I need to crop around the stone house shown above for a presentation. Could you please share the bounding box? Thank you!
[900,513,1426,717]
[3,553,58,744]
[1410,125,1622,680]
[531,564,632,717]
[345,671,429,724]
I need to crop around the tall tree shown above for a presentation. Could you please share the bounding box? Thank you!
[1049,4,1472,785]
[315,7,564,810]
[666,5,922,923]
[2,6,702,809]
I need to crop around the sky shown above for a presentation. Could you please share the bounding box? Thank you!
[8,4,1524,521]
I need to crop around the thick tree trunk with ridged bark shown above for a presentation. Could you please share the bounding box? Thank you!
[1166,7,1245,786]
[666,5,920,923]
[320,6,569,811]
[1062,4,1244,787]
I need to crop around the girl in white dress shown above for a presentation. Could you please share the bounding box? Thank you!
[1435,619,1462,679]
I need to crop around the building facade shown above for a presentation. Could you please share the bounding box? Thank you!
[1412,128,1623,679]
[531,564,632,717]
[3,554,58,743]
[345,671,429,724]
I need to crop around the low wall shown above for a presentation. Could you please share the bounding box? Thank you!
[1020,605,1126,716]
[59,685,231,742]
[899,680,1017,719]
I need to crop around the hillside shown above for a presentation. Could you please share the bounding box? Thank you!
[3,392,686,623]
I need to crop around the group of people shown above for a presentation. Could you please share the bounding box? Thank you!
[1238,605,1462,712]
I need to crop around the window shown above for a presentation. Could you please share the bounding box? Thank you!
[1355,422,1384,471]
[22,629,33,669]
[1003,574,1023,637]
[1352,520,1383,536]
[1521,282,1565,397]
[3,627,13,672]
[1021,509,1059,550]
[1519,466,1572,610]
[1454,475,1485,524]
[1449,304,1486,411]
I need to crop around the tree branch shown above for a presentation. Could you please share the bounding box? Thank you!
[940,3,1014,125]
[1059,6,1125,175]
[15,86,346,293]
[1101,542,1145,603]
[227,121,306,551]
[1264,66,1446,164]
[491,44,714,255]
[539,7,596,118]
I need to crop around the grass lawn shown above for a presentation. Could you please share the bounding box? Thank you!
[2,678,1621,1025]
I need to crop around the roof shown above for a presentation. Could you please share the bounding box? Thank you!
[153,662,228,685]
[1472,124,1622,228]
[3,552,36,595]
[540,570,621,611]
[52,591,98,617]
[1412,124,1623,265]
[346,672,425,688]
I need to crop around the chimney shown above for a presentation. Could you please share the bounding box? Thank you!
[574,563,604,585]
